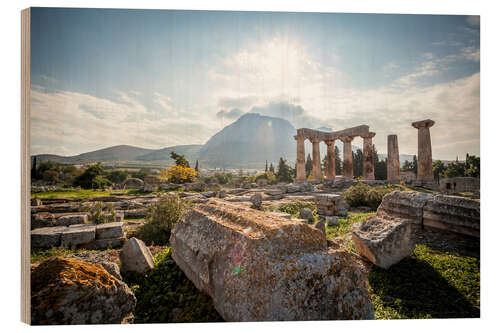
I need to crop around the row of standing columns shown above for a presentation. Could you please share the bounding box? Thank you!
[295,132,376,182]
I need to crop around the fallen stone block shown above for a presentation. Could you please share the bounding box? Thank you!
[351,216,415,269]
[60,225,96,249]
[56,214,88,227]
[124,209,148,219]
[326,216,339,227]
[31,212,56,230]
[315,220,326,236]
[170,199,374,321]
[269,212,292,219]
[31,226,67,249]
[89,237,126,250]
[314,194,348,217]
[422,194,480,237]
[250,193,263,209]
[376,191,432,224]
[120,237,155,274]
[31,197,42,206]
[299,208,313,220]
[31,257,136,324]
[96,222,124,240]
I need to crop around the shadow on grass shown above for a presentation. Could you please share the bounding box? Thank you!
[369,256,479,319]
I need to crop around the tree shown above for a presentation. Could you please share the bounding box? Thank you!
[373,145,387,180]
[305,153,313,178]
[73,163,105,189]
[269,163,275,174]
[194,160,199,172]
[265,160,268,172]
[276,157,294,183]
[106,170,128,184]
[353,149,363,178]
[433,160,446,181]
[42,170,59,183]
[464,154,480,178]
[412,155,418,175]
[131,168,149,180]
[160,165,198,184]
[170,151,190,168]
[31,156,37,180]
[443,161,466,179]
[334,146,342,175]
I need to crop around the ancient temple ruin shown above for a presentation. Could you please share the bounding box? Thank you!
[294,125,376,182]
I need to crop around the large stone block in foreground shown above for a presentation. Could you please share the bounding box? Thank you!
[170,199,374,321]
[351,216,415,269]
[376,191,432,223]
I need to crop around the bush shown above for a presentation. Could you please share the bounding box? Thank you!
[278,200,316,217]
[122,248,223,323]
[83,201,116,224]
[343,182,396,210]
[138,194,193,245]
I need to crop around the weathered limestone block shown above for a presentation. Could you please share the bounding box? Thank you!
[202,191,217,198]
[89,237,126,250]
[56,214,88,227]
[314,194,348,217]
[299,208,313,220]
[31,258,136,324]
[96,222,124,239]
[269,212,292,219]
[31,203,81,214]
[119,237,155,274]
[351,216,415,269]
[315,220,326,236]
[66,252,123,280]
[31,226,67,249]
[31,212,56,230]
[376,191,432,224]
[326,216,339,227]
[422,194,480,237]
[124,208,148,219]
[218,189,227,198]
[60,225,96,249]
[31,197,42,206]
[170,200,374,321]
[250,193,263,209]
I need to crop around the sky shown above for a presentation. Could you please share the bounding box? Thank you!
[30,8,480,159]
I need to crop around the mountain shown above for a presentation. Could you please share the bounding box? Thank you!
[136,145,203,164]
[198,113,297,169]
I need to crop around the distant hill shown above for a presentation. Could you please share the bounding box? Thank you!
[34,145,156,163]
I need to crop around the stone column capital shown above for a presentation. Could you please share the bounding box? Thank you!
[412,119,435,129]
[361,132,376,139]
[340,136,354,143]
[310,137,320,144]
[294,135,305,142]
[324,139,336,146]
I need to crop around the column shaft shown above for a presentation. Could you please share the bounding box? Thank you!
[325,140,336,180]
[342,137,353,179]
[387,134,401,183]
[417,127,433,181]
[312,139,322,181]
[295,136,306,182]
[362,133,375,180]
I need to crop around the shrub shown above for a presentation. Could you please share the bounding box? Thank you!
[83,201,116,224]
[278,200,316,217]
[122,248,222,323]
[138,194,193,245]
[343,183,396,210]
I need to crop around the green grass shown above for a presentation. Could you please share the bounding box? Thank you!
[31,247,87,264]
[122,248,223,323]
[326,212,376,252]
[31,188,146,199]
[369,244,480,319]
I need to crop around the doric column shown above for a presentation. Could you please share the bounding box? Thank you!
[325,140,336,180]
[311,138,322,181]
[412,119,435,181]
[341,136,354,179]
[361,132,376,180]
[387,134,401,184]
[294,135,306,182]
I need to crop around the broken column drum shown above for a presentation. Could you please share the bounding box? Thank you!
[387,134,401,184]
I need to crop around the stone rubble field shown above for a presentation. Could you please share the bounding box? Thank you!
[30,180,480,324]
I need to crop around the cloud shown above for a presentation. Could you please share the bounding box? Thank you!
[466,16,480,27]
[216,108,244,119]
[218,96,257,109]
[30,87,220,156]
